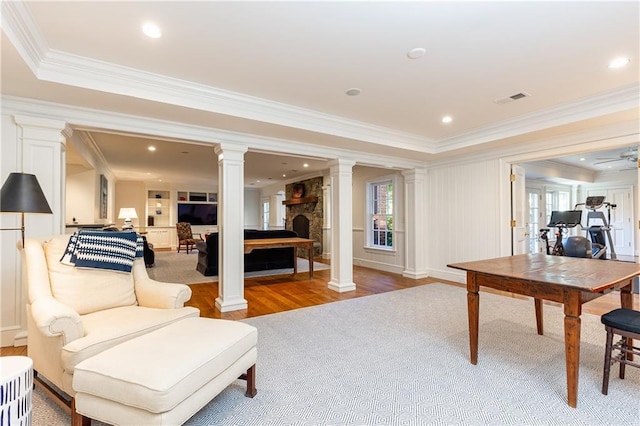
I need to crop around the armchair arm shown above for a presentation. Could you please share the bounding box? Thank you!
[192,233,203,240]
[135,277,192,309]
[30,297,84,344]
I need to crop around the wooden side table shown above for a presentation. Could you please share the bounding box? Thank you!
[0,356,33,423]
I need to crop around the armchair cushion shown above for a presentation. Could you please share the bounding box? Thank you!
[61,305,199,375]
[44,236,137,315]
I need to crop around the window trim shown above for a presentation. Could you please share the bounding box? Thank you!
[364,175,396,251]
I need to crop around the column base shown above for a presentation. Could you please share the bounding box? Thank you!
[328,280,356,292]
[215,297,248,312]
[402,270,429,279]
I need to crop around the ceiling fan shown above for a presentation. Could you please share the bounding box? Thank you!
[593,147,638,166]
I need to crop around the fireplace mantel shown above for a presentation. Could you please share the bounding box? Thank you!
[282,196,318,206]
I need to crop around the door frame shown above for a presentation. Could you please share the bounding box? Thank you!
[498,136,638,257]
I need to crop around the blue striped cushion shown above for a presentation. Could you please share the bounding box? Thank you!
[60,230,144,273]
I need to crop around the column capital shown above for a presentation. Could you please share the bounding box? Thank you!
[401,167,427,179]
[328,158,356,172]
[214,143,248,158]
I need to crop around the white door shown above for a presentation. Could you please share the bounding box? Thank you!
[511,165,528,255]
[586,187,634,257]
[607,188,633,257]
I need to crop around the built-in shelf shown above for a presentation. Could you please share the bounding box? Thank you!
[282,196,318,206]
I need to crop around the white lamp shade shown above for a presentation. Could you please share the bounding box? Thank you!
[118,208,138,220]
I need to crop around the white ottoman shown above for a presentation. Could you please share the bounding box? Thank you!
[72,317,257,425]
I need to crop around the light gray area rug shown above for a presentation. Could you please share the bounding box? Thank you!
[147,250,329,284]
[32,284,639,425]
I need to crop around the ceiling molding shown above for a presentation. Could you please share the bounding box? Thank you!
[436,83,640,153]
[2,2,434,153]
[428,120,640,170]
[2,95,427,172]
[1,0,47,75]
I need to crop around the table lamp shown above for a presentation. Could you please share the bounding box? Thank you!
[0,172,53,247]
[118,207,138,229]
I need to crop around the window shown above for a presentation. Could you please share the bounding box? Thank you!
[262,200,270,230]
[367,179,394,249]
[545,190,571,226]
[527,190,541,253]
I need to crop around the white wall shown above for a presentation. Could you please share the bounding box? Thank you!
[66,170,96,224]
[427,159,503,283]
[115,181,146,229]
[244,188,261,229]
[1,114,22,347]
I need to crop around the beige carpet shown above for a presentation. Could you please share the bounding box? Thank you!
[147,250,329,284]
[31,283,639,425]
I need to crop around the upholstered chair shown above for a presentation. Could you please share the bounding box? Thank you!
[21,234,199,411]
[176,222,203,253]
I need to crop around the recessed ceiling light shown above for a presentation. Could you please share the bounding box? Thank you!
[148,146,156,151]
[282,174,286,177]
[609,57,630,69]
[345,88,361,96]
[407,47,426,59]
[303,163,309,168]
[579,157,586,161]
[256,180,261,183]
[142,22,162,39]
[442,115,453,124]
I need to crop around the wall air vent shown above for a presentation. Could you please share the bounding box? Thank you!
[494,92,531,105]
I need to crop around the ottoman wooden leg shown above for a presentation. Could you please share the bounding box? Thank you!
[71,398,91,426]
[245,364,257,398]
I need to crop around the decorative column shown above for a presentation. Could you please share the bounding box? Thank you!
[328,159,356,292]
[322,184,331,260]
[402,168,429,279]
[14,115,69,237]
[214,143,248,312]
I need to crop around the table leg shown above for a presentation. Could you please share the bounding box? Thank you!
[534,298,544,335]
[620,280,634,362]
[293,249,298,275]
[308,243,314,279]
[467,272,479,365]
[563,291,582,408]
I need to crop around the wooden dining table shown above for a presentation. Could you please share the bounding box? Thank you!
[448,253,640,408]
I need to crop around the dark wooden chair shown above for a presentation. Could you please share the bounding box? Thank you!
[175,222,203,254]
[601,308,640,395]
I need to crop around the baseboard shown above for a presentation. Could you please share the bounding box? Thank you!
[428,268,466,284]
[352,258,404,274]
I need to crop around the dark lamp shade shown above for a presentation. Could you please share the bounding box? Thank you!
[0,173,53,214]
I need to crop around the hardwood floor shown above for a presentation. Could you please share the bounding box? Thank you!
[1,262,638,356]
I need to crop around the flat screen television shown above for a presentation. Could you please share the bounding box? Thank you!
[177,203,217,225]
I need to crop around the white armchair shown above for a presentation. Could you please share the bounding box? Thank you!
[21,234,199,407]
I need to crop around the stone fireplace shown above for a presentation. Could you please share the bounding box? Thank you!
[283,177,323,256]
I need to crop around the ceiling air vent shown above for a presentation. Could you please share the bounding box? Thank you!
[494,92,531,105]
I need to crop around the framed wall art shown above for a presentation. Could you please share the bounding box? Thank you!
[100,174,108,219]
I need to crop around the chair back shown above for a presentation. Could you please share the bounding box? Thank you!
[25,235,137,315]
[176,222,194,240]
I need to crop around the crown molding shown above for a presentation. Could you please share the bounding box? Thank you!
[436,83,640,153]
[429,119,640,170]
[1,0,47,75]
[2,0,434,155]
[2,95,427,172]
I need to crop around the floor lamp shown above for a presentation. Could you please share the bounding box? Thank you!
[0,172,53,248]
